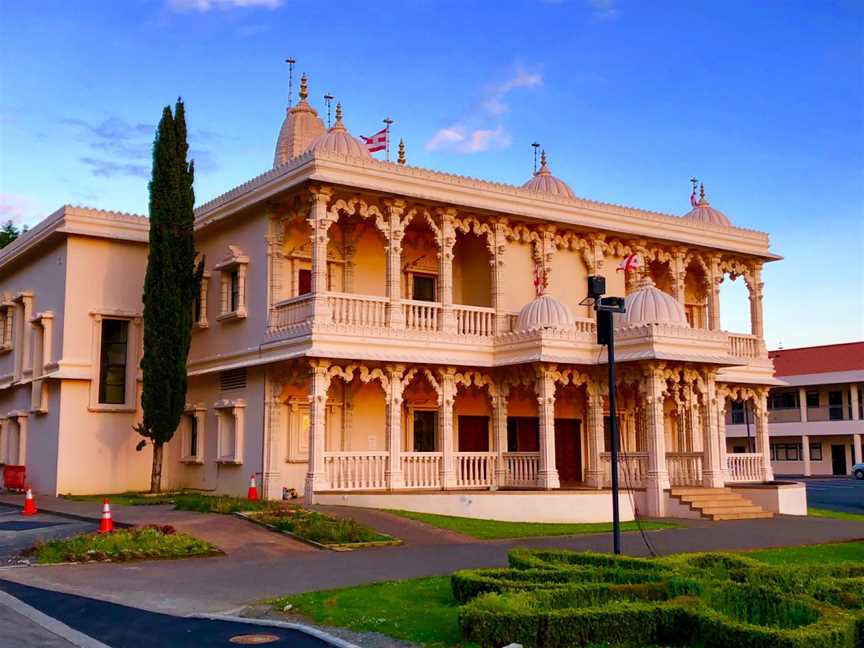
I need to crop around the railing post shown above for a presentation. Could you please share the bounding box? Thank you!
[439,369,457,489]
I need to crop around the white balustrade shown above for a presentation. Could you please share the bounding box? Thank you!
[728,333,763,358]
[268,294,314,333]
[402,300,441,332]
[599,452,648,488]
[323,452,388,490]
[455,305,495,337]
[726,453,764,482]
[400,452,442,489]
[327,292,388,328]
[504,452,539,486]
[666,452,704,486]
[455,452,496,488]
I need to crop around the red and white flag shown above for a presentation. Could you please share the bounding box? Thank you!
[362,128,388,153]
[690,189,698,207]
[617,253,640,273]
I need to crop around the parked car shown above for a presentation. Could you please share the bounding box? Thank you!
[853,463,864,480]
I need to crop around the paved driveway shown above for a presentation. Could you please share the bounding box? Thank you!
[802,477,864,514]
[0,504,96,565]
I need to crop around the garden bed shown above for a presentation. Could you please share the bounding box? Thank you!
[64,491,282,514]
[23,525,221,564]
[239,508,401,551]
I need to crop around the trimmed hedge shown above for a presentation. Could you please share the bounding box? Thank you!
[455,549,864,648]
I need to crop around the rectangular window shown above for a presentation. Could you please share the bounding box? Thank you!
[412,410,437,452]
[730,401,745,425]
[828,391,843,421]
[806,391,819,408]
[189,415,198,459]
[298,268,312,296]
[98,319,129,405]
[810,443,822,461]
[229,270,240,312]
[771,443,801,461]
[507,417,540,452]
[411,274,436,302]
[769,391,798,410]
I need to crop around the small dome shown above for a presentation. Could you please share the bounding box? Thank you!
[273,74,327,167]
[515,294,575,332]
[522,150,575,199]
[616,277,689,328]
[307,103,371,159]
[683,184,732,227]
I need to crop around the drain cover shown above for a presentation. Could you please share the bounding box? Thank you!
[229,634,281,645]
[0,521,65,531]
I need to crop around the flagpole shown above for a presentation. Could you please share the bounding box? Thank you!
[383,117,394,161]
[285,58,296,108]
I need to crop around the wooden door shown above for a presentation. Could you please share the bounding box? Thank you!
[458,416,490,452]
[555,419,582,483]
[831,444,847,475]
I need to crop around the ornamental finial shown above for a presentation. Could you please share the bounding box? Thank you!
[536,149,550,175]
[334,101,343,125]
[397,139,406,165]
[699,182,707,204]
[299,73,308,101]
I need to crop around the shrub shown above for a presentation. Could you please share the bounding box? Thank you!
[250,508,393,545]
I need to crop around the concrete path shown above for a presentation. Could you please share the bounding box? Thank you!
[0,504,97,566]
[1,513,862,616]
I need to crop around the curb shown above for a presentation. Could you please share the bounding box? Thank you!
[234,511,403,551]
[0,589,111,648]
[191,612,363,648]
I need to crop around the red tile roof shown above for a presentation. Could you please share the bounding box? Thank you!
[769,342,864,377]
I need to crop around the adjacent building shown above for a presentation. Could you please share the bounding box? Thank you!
[0,74,808,521]
[725,342,864,476]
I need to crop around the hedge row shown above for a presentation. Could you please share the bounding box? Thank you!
[455,549,864,648]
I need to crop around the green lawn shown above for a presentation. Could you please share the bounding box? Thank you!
[273,540,864,648]
[64,492,280,514]
[808,507,864,522]
[387,509,679,539]
[248,508,396,546]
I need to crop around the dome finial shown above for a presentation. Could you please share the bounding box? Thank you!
[699,182,707,205]
[334,101,343,126]
[397,139,406,165]
[537,149,549,175]
[299,73,308,101]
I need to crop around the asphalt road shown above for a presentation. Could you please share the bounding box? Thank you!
[804,477,864,514]
[0,503,96,565]
[0,579,338,648]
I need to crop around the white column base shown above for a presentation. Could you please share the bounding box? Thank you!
[584,469,604,490]
[645,479,666,517]
[304,472,328,505]
[537,469,560,490]
[386,471,404,490]
[261,472,280,500]
[440,470,457,489]
[702,470,725,489]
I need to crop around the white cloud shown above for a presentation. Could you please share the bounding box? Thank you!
[0,194,37,225]
[167,0,282,12]
[425,68,540,154]
[585,0,618,21]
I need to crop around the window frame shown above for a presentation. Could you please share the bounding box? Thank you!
[411,409,438,452]
[214,398,245,464]
[181,404,206,464]
[215,246,249,322]
[88,312,141,412]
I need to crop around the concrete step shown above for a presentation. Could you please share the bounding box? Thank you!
[699,505,767,515]
[668,487,772,521]
[678,493,748,504]
[709,511,774,521]
[669,487,730,496]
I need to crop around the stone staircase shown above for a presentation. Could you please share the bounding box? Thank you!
[669,487,773,521]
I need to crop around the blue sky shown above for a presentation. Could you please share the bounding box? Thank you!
[1,0,862,348]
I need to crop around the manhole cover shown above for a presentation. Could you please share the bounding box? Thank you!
[0,521,65,531]
[229,635,281,645]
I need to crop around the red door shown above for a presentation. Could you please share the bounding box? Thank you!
[458,416,490,452]
[555,419,582,483]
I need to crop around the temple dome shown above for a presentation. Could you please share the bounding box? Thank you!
[616,277,689,328]
[683,184,732,227]
[522,151,575,199]
[273,74,327,167]
[515,294,575,332]
[306,103,371,159]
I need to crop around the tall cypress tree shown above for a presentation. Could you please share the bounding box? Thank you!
[136,99,202,492]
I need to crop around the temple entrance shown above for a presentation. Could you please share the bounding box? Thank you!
[555,419,582,483]
[458,416,490,451]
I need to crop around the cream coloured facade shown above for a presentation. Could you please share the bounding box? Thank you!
[0,78,806,520]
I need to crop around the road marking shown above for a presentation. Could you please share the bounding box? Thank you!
[0,589,112,648]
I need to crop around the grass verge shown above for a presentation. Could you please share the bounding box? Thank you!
[248,508,395,546]
[273,540,864,648]
[64,492,281,514]
[808,507,864,522]
[26,525,219,564]
[386,509,679,539]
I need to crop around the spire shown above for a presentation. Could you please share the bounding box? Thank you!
[698,182,708,205]
[536,149,550,175]
[397,139,406,165]
[332,102,344,129]
[299,73,308,101]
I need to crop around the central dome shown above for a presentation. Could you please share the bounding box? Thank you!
[307,103,371,159]
[521,150,575,199]
[515,294,575,332]
[615,277,689,328]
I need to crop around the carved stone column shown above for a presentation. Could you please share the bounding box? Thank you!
[536,366,560,489]
[642,366,669,516]
[717,394,730,481]
[262,372,285,500]
[307,187,333,322]
[671,249,686,306]
[854,433,862,465]
[802,433,812,476]
[748,263,765,340]
[708,255,722,331]
[492,219,509,335]
[439,369,457,488]
[491,388,509,487]
[385,200,406,329]
[701,371,725,488]
[438,208,457,334]
[386,365,405,489]
[304,362,330,504]
[585,381,606,489]
[753,389,774,481]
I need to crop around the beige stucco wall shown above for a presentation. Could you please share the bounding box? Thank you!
[499,240,534,313]
[548,249,590,318]
[453,234,491,307]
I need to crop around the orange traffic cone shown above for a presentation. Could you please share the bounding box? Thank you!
[247,474,259,501]
[98,499,113,534]
[21,487,37,516]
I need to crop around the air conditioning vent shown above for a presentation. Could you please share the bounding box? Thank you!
[220,368,247,392]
